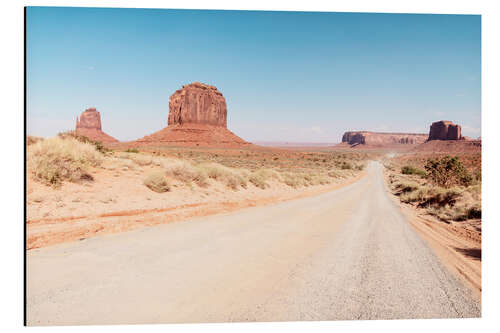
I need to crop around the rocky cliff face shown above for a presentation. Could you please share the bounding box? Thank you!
[341,131,427,146]
[75,108,118,143]
[428,121,462,141]
[168,82,227,127]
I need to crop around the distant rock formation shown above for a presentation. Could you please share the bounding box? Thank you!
[428,120,462,141]
[341,131,428,146]
[134,82,250,148]
[75,108,118,143]
[168,82,227,127]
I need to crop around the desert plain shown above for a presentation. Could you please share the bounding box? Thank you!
[26,82,482,325]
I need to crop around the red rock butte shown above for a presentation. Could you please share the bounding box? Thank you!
[75,107,118,143]
[341,131,428,147]
[135,82,251,148]
[428,120,462,141]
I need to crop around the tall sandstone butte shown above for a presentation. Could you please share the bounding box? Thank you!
[168,82,227,127]
[428,120,462,141]
[75,107,118,143]
[341,131,428,146]
[135,82,250,147]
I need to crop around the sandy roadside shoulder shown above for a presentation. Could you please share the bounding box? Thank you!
[381,169,481,299]
[27,170,366,250]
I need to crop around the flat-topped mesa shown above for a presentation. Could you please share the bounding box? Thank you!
[428,120,462,141]
[341,131,428,146]
[75,107,118,143]
[168,82,227,127]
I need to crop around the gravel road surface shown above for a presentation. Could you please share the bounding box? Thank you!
[27,162,480,325]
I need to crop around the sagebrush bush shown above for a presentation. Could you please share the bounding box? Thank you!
[143,172,171,193]
[125,148,139,153]
[28,137,102,186]
[424,156,473,188]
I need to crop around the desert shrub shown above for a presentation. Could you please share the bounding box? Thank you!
[424,156,473,188]
[131,154,154,166]
[310,174,331,185]
[341,162,352,170]
[328,170,340,178]
[143,172,171,193]
[164,160,209,187]
[27,136,43,145]
[199,163,247,190]
[280,172,303,188]
[58,130,109,154]
[428,203,481,222]
[249,171,269,189]
[401,165,426,177]
[392,181,420,194]
[355,164,365,171]
[28,136,102,186]
[400,186,462,207]
[125,148,139,153]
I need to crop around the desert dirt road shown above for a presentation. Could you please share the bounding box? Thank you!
[27,162,480,325]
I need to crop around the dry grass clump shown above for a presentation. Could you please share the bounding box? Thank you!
[199,163,248,190]
[280,172,306,188]
[309,174,332,186]
[249,169,280,189]
[143,171,171,193]
[58,130,110,154]
[27,136,44,145]
[391,180,420,194]
[401,165,426,177]
[400,185,462,207]
[428,203,481,221]
[163,160,210,187]
[27,136,102,187]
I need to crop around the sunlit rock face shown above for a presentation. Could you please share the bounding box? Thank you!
[168,82,227,128]
[75,107,118,143]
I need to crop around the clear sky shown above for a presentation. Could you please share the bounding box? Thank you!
[26,7,481,142]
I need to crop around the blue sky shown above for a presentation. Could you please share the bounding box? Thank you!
[26,7,481,142]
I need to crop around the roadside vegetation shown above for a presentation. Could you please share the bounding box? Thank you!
[27,136,103,187]
[27,135,371,193]
[386,154,481,223]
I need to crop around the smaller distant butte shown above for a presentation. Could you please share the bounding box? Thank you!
[75,107,118,143]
